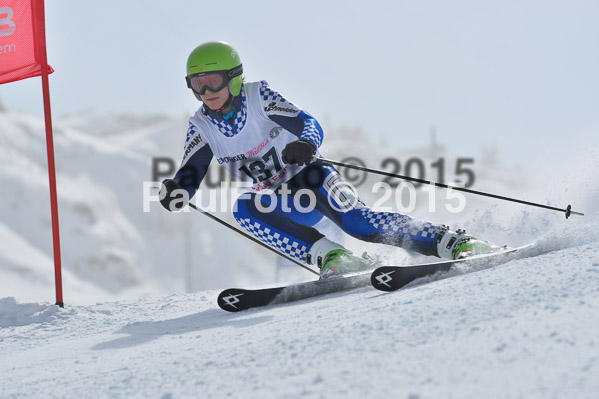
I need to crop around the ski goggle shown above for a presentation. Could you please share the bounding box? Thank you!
[186,65,243,95]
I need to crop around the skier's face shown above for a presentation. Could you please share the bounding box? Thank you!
[200,86,230,110]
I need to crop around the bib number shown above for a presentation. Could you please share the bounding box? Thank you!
[238,146,283,184]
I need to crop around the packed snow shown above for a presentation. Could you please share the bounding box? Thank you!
[1,103,598,397]
[1,239,598,398]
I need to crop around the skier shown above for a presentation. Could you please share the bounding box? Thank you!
[159,41,498,278]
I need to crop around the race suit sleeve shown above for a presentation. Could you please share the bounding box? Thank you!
[173,121,213,199]
[259,80,323,149]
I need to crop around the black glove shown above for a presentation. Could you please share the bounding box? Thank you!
[159,179,187,212]
[281,140,316,166]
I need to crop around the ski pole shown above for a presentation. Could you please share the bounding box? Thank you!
[187,203,320,276]
[317,157,584,219]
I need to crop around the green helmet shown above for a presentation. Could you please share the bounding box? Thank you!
[185,41,243,101]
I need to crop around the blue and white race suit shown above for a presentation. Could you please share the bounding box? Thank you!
[173,81,442,262]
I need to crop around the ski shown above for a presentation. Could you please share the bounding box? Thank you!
[371,244,533,292]
[217,269,372,312]
[218,244,533,311]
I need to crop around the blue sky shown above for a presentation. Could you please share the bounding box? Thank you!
[1,0,598,177]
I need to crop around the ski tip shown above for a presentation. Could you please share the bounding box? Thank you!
[370,267,403,292]
[217,289,246,312]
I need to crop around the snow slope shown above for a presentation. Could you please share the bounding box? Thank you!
[1,101,598,398]
[2,149,599,397]
[1,241,598,398]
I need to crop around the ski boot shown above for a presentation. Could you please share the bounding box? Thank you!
[307,237,373,279]
[436,227,500,260]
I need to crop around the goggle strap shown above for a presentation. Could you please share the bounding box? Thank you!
[228,64,243,78]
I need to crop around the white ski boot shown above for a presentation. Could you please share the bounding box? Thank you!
[437,227,501,260]
[307,237,372,278]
